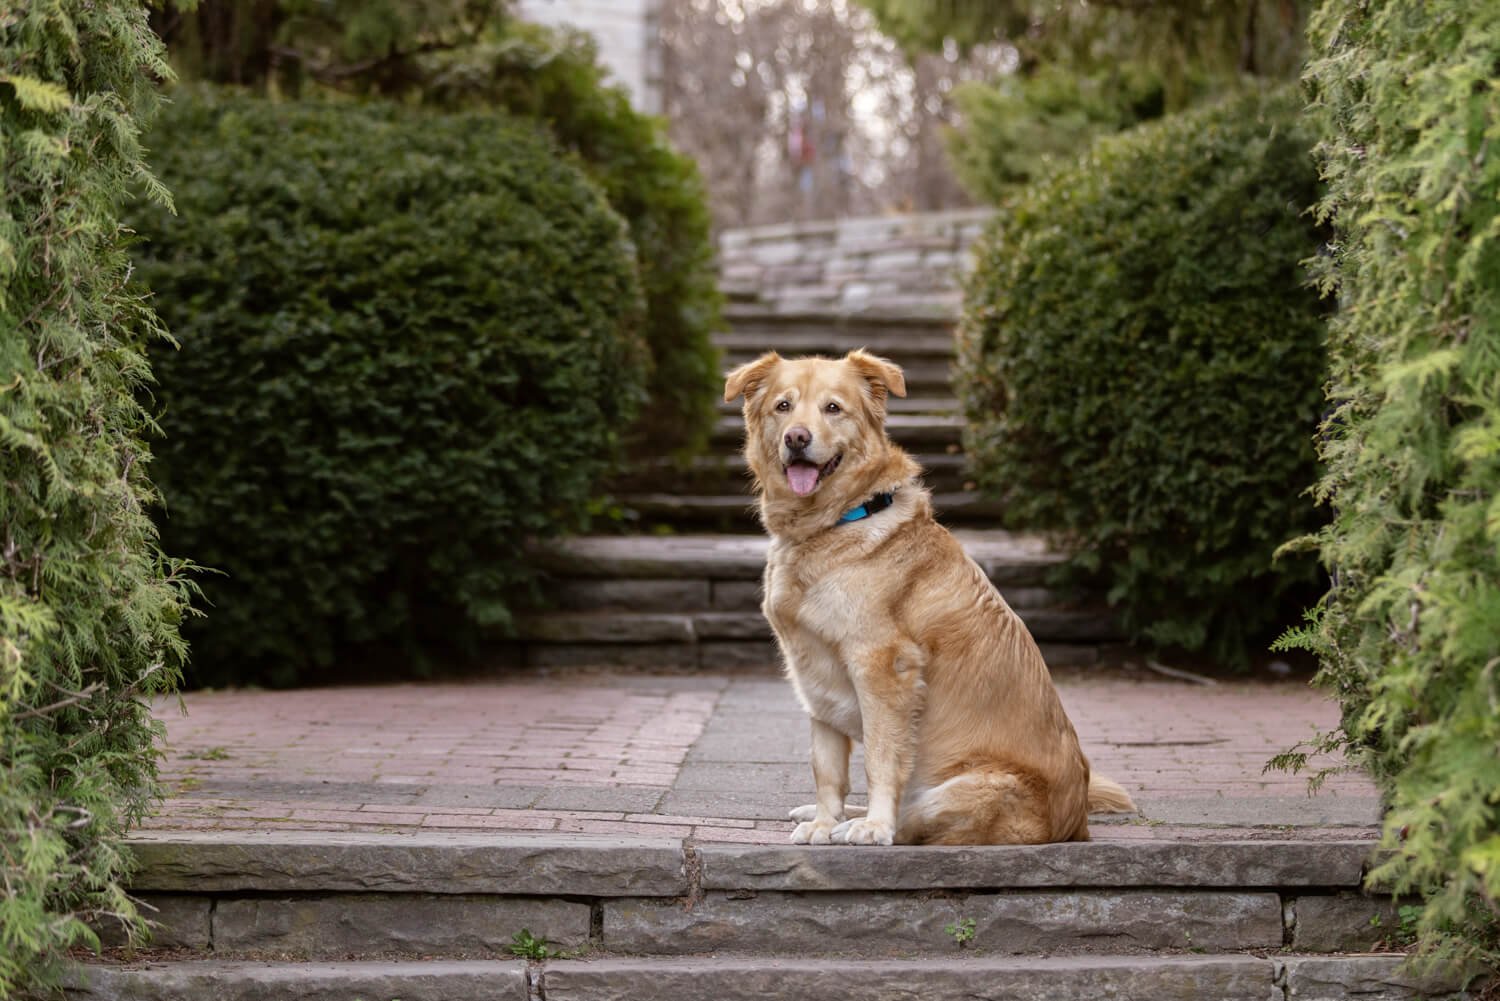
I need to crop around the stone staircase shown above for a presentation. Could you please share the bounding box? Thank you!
[72,831,1472,1000]
[511,210,1129,669]
[615,209,994,531]
[615,306,992,529]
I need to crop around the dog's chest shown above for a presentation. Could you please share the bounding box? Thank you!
[762,554,867,739]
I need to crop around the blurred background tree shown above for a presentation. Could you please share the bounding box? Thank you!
[660,0,1002,226]
[859,0,1309,202]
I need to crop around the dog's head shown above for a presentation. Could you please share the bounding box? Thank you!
[723,350,908,505]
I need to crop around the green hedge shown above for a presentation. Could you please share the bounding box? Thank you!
[136,91,647,687]
[956,86,1327,661]
[423,20,722,460]
[1279,0,1500,971]
[0,5,192,995]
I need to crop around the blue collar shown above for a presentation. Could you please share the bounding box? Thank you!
[839,491,895,524]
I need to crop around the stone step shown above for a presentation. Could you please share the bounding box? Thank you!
[616,490,1005,529]
[106,833,1407,964]
[613,452,973,495]
[720,351,955,395]
[68,954,1470,1001]
[723,297,960,325]
[513,607,1119,648]
[531,531,1065,585]
[713,413,963,449]
[714,394,957,416]
[716,324,956,359]
[544,577,1063,615]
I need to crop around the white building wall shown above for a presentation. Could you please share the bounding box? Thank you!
[514,0,663,114]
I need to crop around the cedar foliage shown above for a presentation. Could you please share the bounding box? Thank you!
[1275,0,1500,970]
[957,87,1328,661]
[0,3,194,995]
[134,92,648,687]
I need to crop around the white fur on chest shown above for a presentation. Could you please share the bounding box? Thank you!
[763,556,869,741]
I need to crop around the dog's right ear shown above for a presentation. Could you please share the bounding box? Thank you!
[723,352,782,403]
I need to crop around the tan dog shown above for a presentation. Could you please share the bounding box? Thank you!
[724,349,1136,845]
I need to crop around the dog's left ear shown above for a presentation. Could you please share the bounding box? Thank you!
[846,349,907,406]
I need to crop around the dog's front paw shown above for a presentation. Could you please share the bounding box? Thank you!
[790,803,867,823]
[831,817,894,846]
[790,819,836,845]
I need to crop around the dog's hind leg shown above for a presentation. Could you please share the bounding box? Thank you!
[898,766,1052,846]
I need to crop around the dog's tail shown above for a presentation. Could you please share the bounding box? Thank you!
[1088,773,1138,814]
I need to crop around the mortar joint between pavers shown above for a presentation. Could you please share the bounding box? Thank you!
[1281,896,1297,950]
[527,964,546,1001]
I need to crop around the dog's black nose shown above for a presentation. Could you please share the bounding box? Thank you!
[784,425,812,451]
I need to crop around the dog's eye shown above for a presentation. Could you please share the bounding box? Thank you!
[825,401,841,414]
[775,400,791,412]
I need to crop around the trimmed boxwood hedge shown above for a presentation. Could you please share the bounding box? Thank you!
[956,86,1328,662]
[424,21,723,460]
[135,91,648,687]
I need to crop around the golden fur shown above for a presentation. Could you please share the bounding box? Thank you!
[724,350,1137,846]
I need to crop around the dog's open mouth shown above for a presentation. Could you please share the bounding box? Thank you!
[785,454,842,497]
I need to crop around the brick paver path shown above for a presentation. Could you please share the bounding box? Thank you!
[146,668,1380,844]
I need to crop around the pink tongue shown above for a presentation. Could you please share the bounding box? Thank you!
[786,463,821,497]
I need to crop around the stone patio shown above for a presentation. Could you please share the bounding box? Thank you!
[146,665,1380,844]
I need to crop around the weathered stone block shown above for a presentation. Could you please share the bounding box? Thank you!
[515,612,694,644]
[1292,893,1402,952]
[127,832,688,897]
[67,959,529,1001]
[95,895,211,950]
[542,954,1277,1001]
[1280,955,1473,1000]
[710,580,763,611]
[697,841,1370,892]
[529,642,698,669]
[550,579,710,612]
[602,889,1281,956]
[698,640,779,669]
[213,894,590,956]
[692,612,771,640]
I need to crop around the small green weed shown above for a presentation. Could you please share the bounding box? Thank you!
[509,928,559,960]
[945,917,977,948]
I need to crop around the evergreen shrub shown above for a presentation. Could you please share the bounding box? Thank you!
[136,91,647,687]
[0,4,192,995]
[1278,0,1500,971]
[423,21,722,459]
[956,86,1327,661]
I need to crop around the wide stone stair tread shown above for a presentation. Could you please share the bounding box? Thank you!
[713,413,964,447]
[713,393,958,416]
[70,954,1464,1001]
[513,607,1117,645]
[67,954,1461,1001]
[718,352,956,395]
[613,451,972,494]
[716,322,957,354]
[723,293,961,322]
[616,490,1006,526]
[531,530,1064,583]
